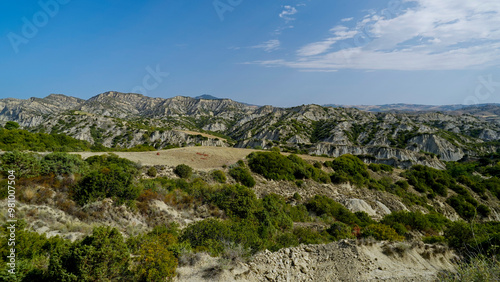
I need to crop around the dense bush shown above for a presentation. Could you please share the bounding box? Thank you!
[368,163,393,172]
[327,222,354,240]
[403,165,454,196]
[174,164,193,179]
[354,211,377,227]
[229,166,256,187]
[445,221,500,256]
[305,195,360,226]
[74,166,141,205]
[73,154,141,205]
[0,151,41,178]
[0,220,66,280]
[211,184,259,219]
[259,194,294,233]
[0,127,92,152]
[446,195,477,220]
[381,211,450,234]
[211,170,227,183]
[147,166,157,177]
[48,227,130,281]
[361,224,404,241]
[181,218,235,256]
[247,151,329,183]
[4,121,20,130]
[325,154,370,186]
[40,152,87,176]
[135,235,178,281]
[477,204,491,218]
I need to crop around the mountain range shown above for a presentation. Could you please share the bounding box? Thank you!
[2,91,500,169]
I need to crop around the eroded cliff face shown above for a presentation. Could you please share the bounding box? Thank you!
[1,92,499,168]
[176,240,457,282]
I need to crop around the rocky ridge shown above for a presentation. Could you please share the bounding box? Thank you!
[2,92,500,168]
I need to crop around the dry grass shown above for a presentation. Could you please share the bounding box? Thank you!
[72,146,333,171]
[438,256,500,281]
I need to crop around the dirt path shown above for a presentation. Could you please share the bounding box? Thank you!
[72,147,333,171]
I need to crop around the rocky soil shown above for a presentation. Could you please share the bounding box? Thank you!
[176,240,457,281]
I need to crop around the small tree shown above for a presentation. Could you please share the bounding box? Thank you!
[229,166,255,187]
[174,164,192,179]
[48,227,131,281]
[211,170,226,183]
[147,167,157,177]
[135,236,178,281]
[4,121,20,130]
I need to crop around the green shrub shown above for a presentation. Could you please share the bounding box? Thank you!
[0,151,41,178]
[325,155,370,186]
[41,152,87,176]
[292,227,328,245]
[361,224,404,241]
[147,166,157,177]
[327,222,354,240]
[447,195,476,220]
[0,128,92,152]
[354,211,376,227]
[395,180,409,190]
[260,194,293,231]
[247,151,329,183]
[73,164,141,205]
[174,164,193,179]
[403,165,454,197]
[273,233,299,251]
[4,121,20,130]
[381,211,450,233]
[135,236,177,281]
[439,257,500,281]
[477,204,491,217]
[211,170,227,183]
[48,227,130,281]
[422,235,446,244]
[445,221,500,256]
[288,205,310,222]
[229,166,255,187]
[0,220,66,280]
[368,163,381,172]
[180,219,235,256]
[211,185,259,219]
[327,154,369,178]
[305,195,360,225]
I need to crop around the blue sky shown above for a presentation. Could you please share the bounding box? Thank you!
[1,0,500,107]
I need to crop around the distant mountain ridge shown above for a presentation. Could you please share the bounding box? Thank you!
[2,91,500,169]
[323,103,500,113]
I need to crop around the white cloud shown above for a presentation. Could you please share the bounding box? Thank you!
[341,17,354,22]
[297,26,358,56]
[252,39,281,52]
[256,0,500,71]
[279,5,298,22]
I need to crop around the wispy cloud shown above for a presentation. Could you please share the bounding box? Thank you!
[252,39,281,52]
[297,26,358,56]
[279,5,298,22]
[255,0,500,71]
[341,17,354,22]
